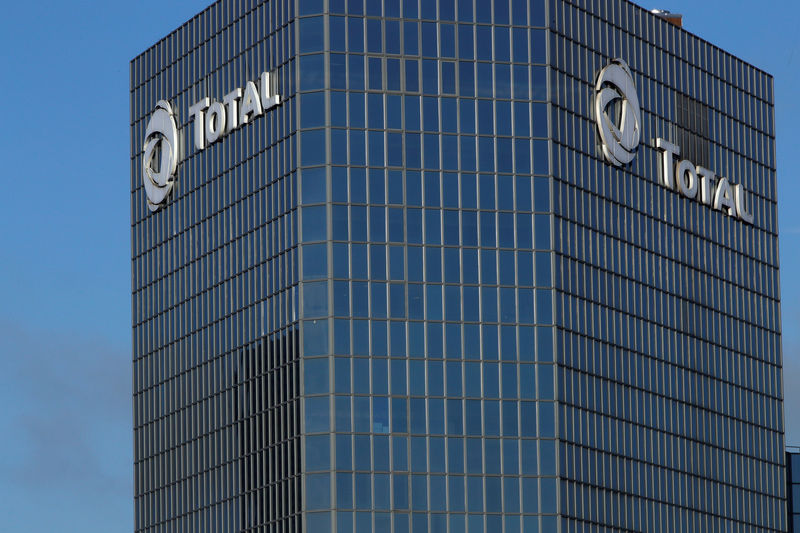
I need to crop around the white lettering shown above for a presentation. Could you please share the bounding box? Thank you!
[734,184,755,224]
[223,88,243,132]
[656,138,679,189]
[205,101,226,144]
[189,71,282,153]
[713,177,736,216]
[654,138,754,224]
[239,81,263,126]
[675,159,698,199]
[189,97,210,150]
[260,71,280,110]
[697,166,716,206]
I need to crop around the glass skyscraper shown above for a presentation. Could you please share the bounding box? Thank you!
[130,0,785,532]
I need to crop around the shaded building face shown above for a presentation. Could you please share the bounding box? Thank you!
[131,1,783,532]
[550,2,783,532]
[790,452,800,532]
[131,2,301,531]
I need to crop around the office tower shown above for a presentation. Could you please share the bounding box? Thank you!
[131,1,784,531]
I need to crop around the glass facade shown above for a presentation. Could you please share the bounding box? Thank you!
[131,0,785,532]
[131,2,299,531]
[550,2,784,532]
[789,451,800,532]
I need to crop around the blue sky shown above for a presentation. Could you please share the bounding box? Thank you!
[0,1,798,531]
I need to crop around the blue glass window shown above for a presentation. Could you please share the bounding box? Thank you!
[299,16,324,53]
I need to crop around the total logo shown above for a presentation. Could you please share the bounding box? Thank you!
[142,101,179,212]
[595,59,641,166]
[594,59,754,224]
[141,71,281,212]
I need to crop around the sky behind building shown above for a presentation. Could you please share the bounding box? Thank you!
[1,1,799,531]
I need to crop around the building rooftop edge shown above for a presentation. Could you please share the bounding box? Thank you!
[129,0,774,82]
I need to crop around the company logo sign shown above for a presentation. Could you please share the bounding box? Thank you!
[141,71,281,212]
[595,59,641,167]
[594,59,755,224]
[142,101,179,212]
[188,71,280,151]
[655,138,754,223]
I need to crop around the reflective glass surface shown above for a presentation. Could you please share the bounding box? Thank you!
[131,1,299,531]
[788,452,800,531]
[299,1,554,531]
[131,1,784,532]
[550,1,783,532]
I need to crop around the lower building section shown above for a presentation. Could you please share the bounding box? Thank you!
[300,321,560,532]
[789,451,800,532]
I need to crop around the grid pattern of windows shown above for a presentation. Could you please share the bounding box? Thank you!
[789,452,800,532]
[550,1,783,531]
[131,1,300,532]
[132,1,786,532]
[296,0,557,531]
